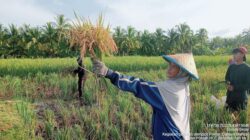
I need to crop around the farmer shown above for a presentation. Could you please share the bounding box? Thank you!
[73,56,86,98]
[225,46,250,111]
[91,53,199,140]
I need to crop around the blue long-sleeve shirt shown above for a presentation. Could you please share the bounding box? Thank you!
[105,70,184,140]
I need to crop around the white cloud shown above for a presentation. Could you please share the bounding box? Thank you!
[0,0,54,26]
[0,0,250,37]
[181,0,250,37]
[96,0,250,37]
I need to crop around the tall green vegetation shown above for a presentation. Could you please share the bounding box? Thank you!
[0,15,250,58]
[0,15,78,58]
[0,56,249,139]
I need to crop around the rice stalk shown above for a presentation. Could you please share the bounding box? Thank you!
[68,13,118,60]
[67,14,118,102]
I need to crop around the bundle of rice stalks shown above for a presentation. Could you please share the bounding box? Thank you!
[68,14,118,60]
[67,14,117,101]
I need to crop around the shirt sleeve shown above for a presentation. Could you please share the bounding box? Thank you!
[105,69,165,110]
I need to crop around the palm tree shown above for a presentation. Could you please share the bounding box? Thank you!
[55,15,70,33]
[210,37,225,49]
[6,24,26,57]
[0,24,8,57]
[192,28,209,54]
[154,28,167,55]
[120,26,140,55]
[19,24,33,56]
[0,24,7,47]
[113,26,125,55]
[176,23,194,53]
[167,28,179,53]
[41,22,57,57]
[196,28,208,47]
[140,30,154,55]
[55,15,71,57]
[25,26,43,57]
[242,28,250,45]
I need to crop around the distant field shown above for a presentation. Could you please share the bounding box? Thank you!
[1,55,249,76]
[0,55,249,139]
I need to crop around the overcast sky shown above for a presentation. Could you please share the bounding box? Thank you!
[0,0,250,38]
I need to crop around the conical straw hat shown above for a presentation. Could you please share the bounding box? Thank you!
[162,53,199,80]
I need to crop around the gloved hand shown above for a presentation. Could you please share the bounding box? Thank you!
[91,58,109,77]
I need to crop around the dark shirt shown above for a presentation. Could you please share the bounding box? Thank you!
[225,63,250,103]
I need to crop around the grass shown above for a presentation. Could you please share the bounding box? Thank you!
[0,55,249,139]
[0,100,40,140]
[1,55,248,77]
[0,101,22,132]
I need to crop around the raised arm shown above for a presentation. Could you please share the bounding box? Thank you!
[105,70,164,110]
[92,58,165,110]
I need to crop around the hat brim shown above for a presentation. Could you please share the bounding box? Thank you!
[162,55,199,80]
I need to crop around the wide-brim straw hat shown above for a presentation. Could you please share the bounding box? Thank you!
[162,53,199,80]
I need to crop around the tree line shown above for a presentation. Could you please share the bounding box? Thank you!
[0,15,250,58]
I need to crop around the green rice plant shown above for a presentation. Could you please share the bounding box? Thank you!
[54,128,71,140]
[108,126,121,140]
[44,109,56,138]
[71,125,85,140]
[0,58,77,77]
[0,100,33,139]
[16,101,34,125]
[0,55,249,139]
[15,101,37,139]
[99,108,109,127]
[0,55,249,77]
[82,90,94,105]
[238,110,247,124]
[117,96,131,113]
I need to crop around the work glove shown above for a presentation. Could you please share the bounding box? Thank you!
[91,58,108,77]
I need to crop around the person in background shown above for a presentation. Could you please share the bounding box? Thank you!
[73,56,86,98]
[91,53,199,140]
[225,46,250,111]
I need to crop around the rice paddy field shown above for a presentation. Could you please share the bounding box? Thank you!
[0,55,249,140]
